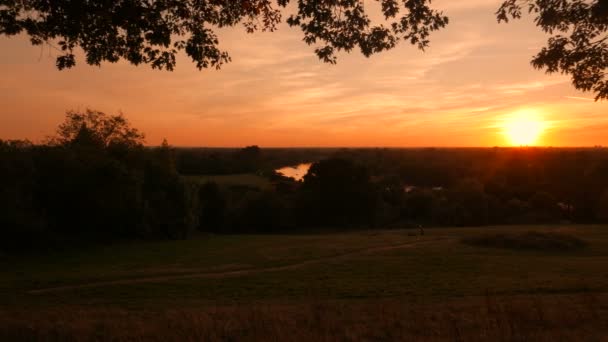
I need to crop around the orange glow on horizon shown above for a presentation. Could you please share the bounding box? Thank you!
[501,110,547,146]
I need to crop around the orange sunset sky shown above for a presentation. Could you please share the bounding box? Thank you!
[1,0,607,147]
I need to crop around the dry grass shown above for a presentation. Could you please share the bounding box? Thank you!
[461,231,588,251]
[3,226,607,340]
[1,294,606,341]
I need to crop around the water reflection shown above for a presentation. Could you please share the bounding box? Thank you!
[276,163,311,181]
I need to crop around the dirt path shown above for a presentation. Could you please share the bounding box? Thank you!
[28,237,448,295]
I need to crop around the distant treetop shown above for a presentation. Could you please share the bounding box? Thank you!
[51,109,145,148]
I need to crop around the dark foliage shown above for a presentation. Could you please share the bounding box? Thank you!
[233,145,263,173]
[0,110,197,251]
[0,0,447,70]
[230,190,290,233]
[3,112,608,252]
[498,0,608,100]
[50,109,145,148]
[197,182,226,233]
[297,158,377,227]
[440,179,489,226]
[176,145,271,175]
[322,147,608,226]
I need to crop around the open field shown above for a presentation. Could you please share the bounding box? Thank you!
[1,225,608,340]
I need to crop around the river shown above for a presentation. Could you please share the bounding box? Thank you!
[275,163,312,181]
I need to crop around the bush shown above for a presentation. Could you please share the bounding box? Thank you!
[197,182,226,233]
[297,158,377,228]
[0,111,203,251]
[229,190,289,233]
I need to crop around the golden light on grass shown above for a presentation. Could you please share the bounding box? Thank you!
[502,110,546,146]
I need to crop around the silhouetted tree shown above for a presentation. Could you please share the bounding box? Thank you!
[4,1,605,98]
[298,157,377,227]
[377,175,406,206]
[0,140,45,250]
[51,109,145,148]
[234,145,263,173]
[155,139,177,174]
[142,139,197,239]
[231,190,288,233]
[443,179,488,226]
[403,188,438,223]
[596,188,608,222]
[528,191,560,222]
[0,110,202,247]
[0,0,447,70]
[498,0,608,100]
[70,123,105,149]
[198,182,226,233]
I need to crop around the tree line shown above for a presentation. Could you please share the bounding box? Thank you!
[2,110,608,252]
[1,110,197,251]
[177,145,608,231]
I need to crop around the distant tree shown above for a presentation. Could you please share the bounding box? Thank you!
[596,188,608,222]
[373,175,405,226]
[69,123,105,149]
[505,198,530,223]
[51,109,145,148]
[403,188,438,223]
[528,191,560,222]
[298,157,377,227]
[34,140,145,238]
[36,111,197,241]
[142,139,198,239]
[231,190,288,233]
[155,138,177,174]
[234,145,263,173]
[486,194,508,224]
[0,139,45,250]
[377,175,405,206]
[498,0,608,100]
[502,156,537,200]
[38,112,148,239]
[198,182,226,233]
[528,191,556,211]
[444,179,488,226]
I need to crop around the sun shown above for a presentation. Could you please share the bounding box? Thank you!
[502,111,546,146]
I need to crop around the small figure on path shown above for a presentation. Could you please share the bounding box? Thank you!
[418,225,425,236]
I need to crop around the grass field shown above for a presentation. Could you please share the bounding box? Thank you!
[1,225,607,340]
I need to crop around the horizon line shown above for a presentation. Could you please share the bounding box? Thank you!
[157,145,607,149]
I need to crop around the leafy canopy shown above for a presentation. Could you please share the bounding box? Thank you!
[1,1,608,99]
[0,0,447,69]
[51,109,145,148]
[497,0,608,100]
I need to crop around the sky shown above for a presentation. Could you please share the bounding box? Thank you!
[1,0,608,147]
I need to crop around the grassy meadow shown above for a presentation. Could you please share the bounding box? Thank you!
[1,225,608,340]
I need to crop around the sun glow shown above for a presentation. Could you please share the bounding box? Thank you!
[502,111,546,146]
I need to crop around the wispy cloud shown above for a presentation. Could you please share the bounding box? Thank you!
[565,96,594,101]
